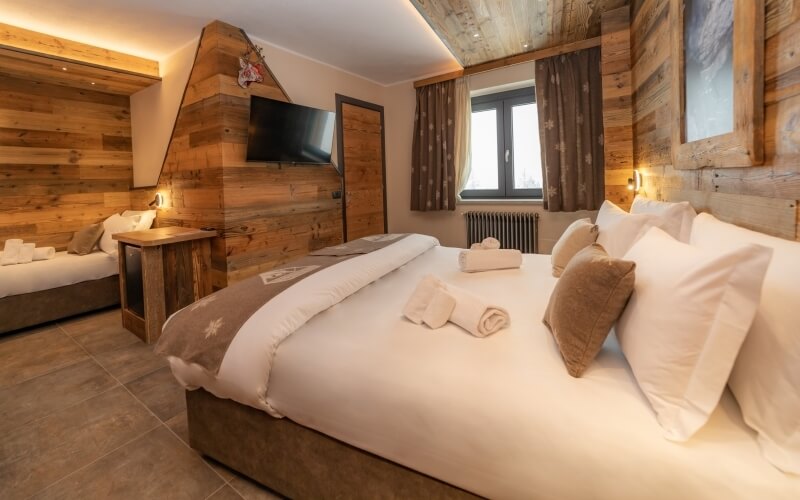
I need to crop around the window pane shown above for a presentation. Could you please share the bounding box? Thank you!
[511,103,542,190]
[466,109,498,190]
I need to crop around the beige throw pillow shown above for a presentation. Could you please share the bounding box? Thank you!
[67,223,104,255]
[543,244,636,377]
[551,218,599,277]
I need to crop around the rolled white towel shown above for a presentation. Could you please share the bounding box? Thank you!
[33,247,56,261]
[402,275,445,324]
[422,289,456,329]
[469,237,501,250]
[445,283,510,337]
[458,248,522,272]
[18,243,35,264]
[1,239,23,266]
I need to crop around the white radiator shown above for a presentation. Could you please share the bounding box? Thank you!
[464,211,539,254]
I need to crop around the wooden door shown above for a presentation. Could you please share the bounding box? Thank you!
[336,95,387,241]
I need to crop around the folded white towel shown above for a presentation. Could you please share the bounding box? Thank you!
[469,237,501,250]
[422,289,456,329]
[1,239,23,266]
[402,275,446,324]
[33,247,56,261]
[458,248,522,272]
[18,243,35,264]
[446,283,510,337]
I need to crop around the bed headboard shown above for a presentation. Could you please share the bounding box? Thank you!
[654,189,799,241]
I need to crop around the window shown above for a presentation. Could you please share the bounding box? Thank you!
[461,87,543,199]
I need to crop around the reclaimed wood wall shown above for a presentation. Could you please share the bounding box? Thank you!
[0,76,135,250]
[601,6,636,209]
[156,21,343,289]
[631,0,800,240]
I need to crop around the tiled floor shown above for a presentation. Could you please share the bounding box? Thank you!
[0,308,281,499]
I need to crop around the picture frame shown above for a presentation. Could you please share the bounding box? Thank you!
[670,0,764,169]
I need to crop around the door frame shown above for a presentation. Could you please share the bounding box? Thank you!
[335,94,388,241]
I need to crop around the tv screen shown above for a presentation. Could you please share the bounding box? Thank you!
[246,96,335,164]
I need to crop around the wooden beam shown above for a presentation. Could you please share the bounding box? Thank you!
[414,36,602,88]
[0,22,159,78]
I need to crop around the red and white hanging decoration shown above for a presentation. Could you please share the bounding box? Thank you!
[238,46,265,88]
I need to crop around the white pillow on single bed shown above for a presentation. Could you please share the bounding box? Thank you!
[99,214,139,256]
[617,226,772,442]
[594,200,661,258]
[690,213,800,474]
[122,209,157,231]
[630,195,696,242]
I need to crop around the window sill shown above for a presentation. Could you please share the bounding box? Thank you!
[457,198,543,205]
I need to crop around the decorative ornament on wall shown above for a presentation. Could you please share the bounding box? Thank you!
[237,46,265,88]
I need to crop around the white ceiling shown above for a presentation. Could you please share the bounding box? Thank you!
[0,0,461,85]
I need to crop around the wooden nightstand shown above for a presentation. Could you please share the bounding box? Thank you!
[113,227,215,343]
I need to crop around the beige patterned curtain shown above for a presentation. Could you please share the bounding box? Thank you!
[411,80,456,211]
[535,48,604,212]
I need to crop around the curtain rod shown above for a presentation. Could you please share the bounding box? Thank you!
[413,36,602,88]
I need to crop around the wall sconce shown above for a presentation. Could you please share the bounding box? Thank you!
[627,170,641,194]
[149,192,164,208]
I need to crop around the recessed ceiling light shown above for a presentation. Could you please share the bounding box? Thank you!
[473,33,480,38]
[523,43,529,48]
[90,82,96,85]
[61,67,67,71]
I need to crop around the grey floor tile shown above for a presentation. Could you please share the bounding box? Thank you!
[60,311,140,355]
[126,366,186,421]
[229,475,283,500]
[93,341,167,383]
[165,412,237,483]
[208,484,244,500]
[0,386,159,500]
[0,327,88,388]
[0,359,117,434]
[33,426,224,500]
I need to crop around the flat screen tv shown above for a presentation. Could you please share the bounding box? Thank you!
[246,96,335,164]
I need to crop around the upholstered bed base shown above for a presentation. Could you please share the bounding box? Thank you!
[0,276,120,334]
[185,389,481,499]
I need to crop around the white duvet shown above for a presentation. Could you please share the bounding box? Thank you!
[0,250,118,299]
[169,240,800,499]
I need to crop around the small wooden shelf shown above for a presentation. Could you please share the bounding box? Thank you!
[113,227,215,343]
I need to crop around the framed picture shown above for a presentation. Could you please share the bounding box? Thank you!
[670,0,764,169]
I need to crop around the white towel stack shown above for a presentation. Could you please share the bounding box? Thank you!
[1,239,56,265]
[402,275,510,337]
[459,237,522,272]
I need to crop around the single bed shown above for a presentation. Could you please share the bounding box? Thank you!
[0,250,120,333]
[161,236,800,499]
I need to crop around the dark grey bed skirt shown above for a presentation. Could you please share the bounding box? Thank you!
[186,389,482,500]
[0,275,120,334]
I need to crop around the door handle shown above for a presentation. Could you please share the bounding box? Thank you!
[505,149,510,163]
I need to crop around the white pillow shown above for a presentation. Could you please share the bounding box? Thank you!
[630,195,696,242]
[122,209,157,231]
[690,213,800,473]
[99,214,138,255]
[595,200,662,258]
[550,218,598,277]
[617,226,772,441]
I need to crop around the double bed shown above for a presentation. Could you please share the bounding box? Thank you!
[0,250,119,333]
[159,235,800,499]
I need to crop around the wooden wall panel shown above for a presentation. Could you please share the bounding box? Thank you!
[631,0,800,240]
[156,20,343,288]
[0,75,138,250]
[601,6,635,209]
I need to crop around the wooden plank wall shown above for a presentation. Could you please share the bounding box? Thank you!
[631,0,800,240]
[0,75,135,249]
[601,6,635,209]
[156,21,343,288]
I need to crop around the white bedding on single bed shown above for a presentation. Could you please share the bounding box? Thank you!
[0,250,118,298]
[264,246,799,499]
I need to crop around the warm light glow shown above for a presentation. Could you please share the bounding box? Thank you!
[473,33,480,38]
[627,170,642,193]
[149,192,164,208]
[61,67,67,71]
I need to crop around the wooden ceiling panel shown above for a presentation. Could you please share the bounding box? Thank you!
[0,23,160,96]
[411,0,630,66]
